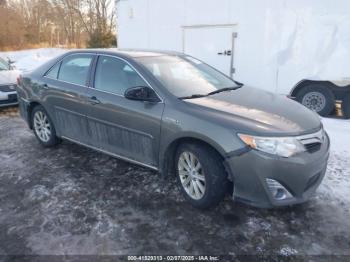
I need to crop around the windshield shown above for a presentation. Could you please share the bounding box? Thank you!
[0,58,9,71]
[136,55,239,98]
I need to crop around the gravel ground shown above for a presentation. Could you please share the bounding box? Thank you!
[0,108,349,260]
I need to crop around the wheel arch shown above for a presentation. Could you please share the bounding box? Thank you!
[159,135,227,178]
[27,101,42,129]
[290,80,336,98]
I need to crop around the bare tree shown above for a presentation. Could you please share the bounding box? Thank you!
[0,0,115,50]
[75,0,116,47]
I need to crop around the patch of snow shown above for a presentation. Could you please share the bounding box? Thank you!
[26,185,50,202]
[0,48,67,73]
[278,246,298,256]
[322,117,350,154]
[319,118,350,204]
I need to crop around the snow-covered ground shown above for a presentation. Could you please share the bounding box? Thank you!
[323,117,350,153]
[1,114,349,256]
[319,118,350,204]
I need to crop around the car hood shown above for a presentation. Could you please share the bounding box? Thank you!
[0,70,20,85]
[185,86,322,136]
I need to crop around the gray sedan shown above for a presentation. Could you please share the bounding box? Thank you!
[16,49,330,209]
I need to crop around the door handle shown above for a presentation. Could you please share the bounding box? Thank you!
[42,83,49,89]
[88,96,101,105]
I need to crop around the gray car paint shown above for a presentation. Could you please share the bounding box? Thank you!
[43,54,94,145]
[227,133,330,207]
[16,49,330,208]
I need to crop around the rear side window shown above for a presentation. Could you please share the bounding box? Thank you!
[94,55,147,95]
[45,62,61,79]
[58,54,93,86]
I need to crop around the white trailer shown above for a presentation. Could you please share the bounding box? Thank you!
[116,0,350,117]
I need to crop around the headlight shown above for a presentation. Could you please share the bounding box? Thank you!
[238,133,306,158]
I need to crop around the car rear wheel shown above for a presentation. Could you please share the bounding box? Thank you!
[296,84,335,117]
[175,143,229,209]
[31,105,61,147]
[342,94,350,119]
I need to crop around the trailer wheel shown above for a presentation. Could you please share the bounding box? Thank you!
[342,94,350,119]
[296,84,335,117]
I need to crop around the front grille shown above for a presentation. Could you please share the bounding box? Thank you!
[0,84,17,92]
[304,142,322,153]
[297,129,325,154]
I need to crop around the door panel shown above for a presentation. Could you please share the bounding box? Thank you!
[86,90,163,166]
[86,55,164,167]
[43,78,91,143]
[183,25,237,77]
[42,54,94,143]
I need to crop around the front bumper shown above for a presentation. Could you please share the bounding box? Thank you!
[225,133,330,208]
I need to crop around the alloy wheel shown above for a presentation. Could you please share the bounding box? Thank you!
[178,151,206,200]
[33,111,51,142]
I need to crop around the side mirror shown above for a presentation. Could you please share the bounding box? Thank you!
[124,86,160,103]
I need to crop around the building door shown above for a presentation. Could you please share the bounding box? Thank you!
[183,25,237,77]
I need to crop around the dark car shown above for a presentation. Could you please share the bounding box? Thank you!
[16,49,330,209]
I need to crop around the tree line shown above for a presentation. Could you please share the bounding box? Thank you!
[0,0,116,50]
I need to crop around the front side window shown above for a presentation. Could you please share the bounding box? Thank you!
[94,55,147,95]
[0,58,9,71]
[136,55,238,98]
[58,54,93,86]
[45,62,61,79]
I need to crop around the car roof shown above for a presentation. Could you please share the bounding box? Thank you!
[31,48,187,77]
[64,48,185,58]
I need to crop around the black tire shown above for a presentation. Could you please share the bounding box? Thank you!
[342,94,350,119]
[175,143,229,209]
[31,105,61,147]
[296,84,335,117]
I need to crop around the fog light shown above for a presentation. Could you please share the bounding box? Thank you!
[266,178,293,200]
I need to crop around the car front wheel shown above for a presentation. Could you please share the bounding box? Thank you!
[31,105,61,147]
[175,143,229,209]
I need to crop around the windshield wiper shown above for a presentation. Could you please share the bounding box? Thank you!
[179,84,244,100]
[178,94,208,100]
[206,86,242,96]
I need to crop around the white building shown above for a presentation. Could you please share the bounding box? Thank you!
[116,0,350,117]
